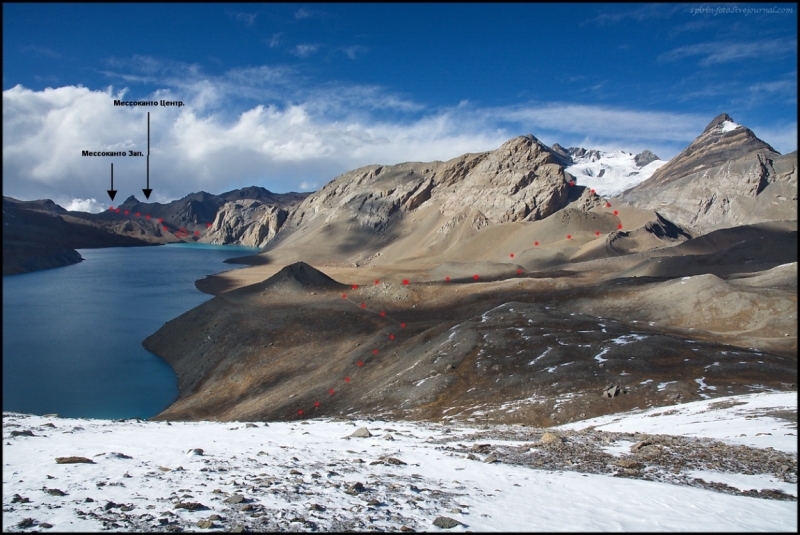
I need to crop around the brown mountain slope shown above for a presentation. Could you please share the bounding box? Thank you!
[145,259,796,425]
[145,125,796,425]
[256,135,577,267]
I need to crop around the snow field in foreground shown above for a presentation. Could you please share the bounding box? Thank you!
[3,390,797,532]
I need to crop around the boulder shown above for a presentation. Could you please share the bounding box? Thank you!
[615,459,644,469]
[174,502,208,511]
[344,482,366,495]
[55,456,94,464]
[541,432,561,444]
[348,427,372,438]
[432,516,462,529]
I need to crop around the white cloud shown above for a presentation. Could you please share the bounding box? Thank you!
[341,45,368,60]
[659,38,796,66]
[21,45,63,59]
[268,33,282,48]
[64,198,106,213]
[586,4,679,25]
[294,8,311,20]
[299,181,318,191]
[5,73,791,207]
[292,44,320,58]
[488,103,707,142]
[749,79,796,97]
[229,11,257,26]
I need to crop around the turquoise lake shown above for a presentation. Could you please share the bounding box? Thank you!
[2,243,259,419]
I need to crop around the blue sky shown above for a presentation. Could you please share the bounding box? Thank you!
[3,3,797,211]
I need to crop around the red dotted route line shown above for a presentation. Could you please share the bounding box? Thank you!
[293,186,626,418]
[108,206,214,238]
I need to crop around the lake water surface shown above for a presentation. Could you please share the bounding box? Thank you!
[2,243,259,419]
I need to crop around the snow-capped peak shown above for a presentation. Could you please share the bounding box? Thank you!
[563,148,666,197]
[719,120,742,133]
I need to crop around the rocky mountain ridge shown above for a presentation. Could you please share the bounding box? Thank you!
[257,135,605,268]
[2,196,170,275]
[619,113,796,232]
[550,144,660,170]
[6,113,796,275]
[2,187,310,275]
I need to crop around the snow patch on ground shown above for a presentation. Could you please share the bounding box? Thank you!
[657,381,677,392]
[601,440,637,457]
[594,347,611,363]
[611,334,648,345]
[558,391,797,453]
[2,392,796,532]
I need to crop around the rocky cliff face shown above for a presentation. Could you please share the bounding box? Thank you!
[437,135,571,223]
[268,135,574,256]
[634,150,660,168]
[116,188,309,240]
[618,114,797,232]
[201,200,288,248]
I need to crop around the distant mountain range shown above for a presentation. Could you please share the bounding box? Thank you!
[3,113,796,275]
[2,187,309,274]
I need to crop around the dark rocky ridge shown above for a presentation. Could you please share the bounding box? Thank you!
[249,261,348,294]
[2,196,164,275]
[634,150,660,167]
[2,187,311,275]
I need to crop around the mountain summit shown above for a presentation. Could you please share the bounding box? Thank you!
[631,113,779,191]
[619,114,796,231]
[260,135,576,267]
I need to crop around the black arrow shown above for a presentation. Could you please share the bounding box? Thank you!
[107,163,117,201]
[142,112,152,199]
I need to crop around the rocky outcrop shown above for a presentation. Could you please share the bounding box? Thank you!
[201,200,288,248]
[3,245,84,276]
[618,114,797,232]
[116,188,309,241]
[634,150,660,168]
[268,135,573,254]
[435,135,571,223]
